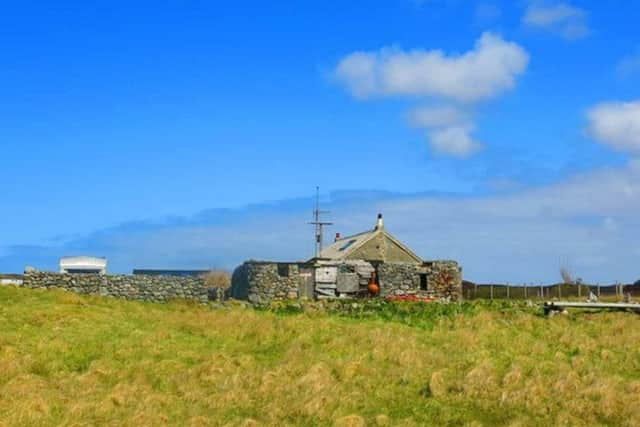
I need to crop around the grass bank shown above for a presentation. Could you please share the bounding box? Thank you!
[1,286,639,426]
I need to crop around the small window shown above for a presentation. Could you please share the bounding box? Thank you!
[420,274,428,291]
[277,264,290,277]
[339,239,357,252]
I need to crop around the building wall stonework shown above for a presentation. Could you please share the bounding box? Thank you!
[232,259,463,305]
[428,261,463,299]
[378,261,462,300]
[22,271,210,303]
[231,262,301,305]
[377,263,421,296]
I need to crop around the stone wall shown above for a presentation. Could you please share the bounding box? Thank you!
[232,259,463,305]
[378,263,421,296]
[231,262,302,305]
[427,261,463,299]
[378,261,462,300]
[22,271,210,303]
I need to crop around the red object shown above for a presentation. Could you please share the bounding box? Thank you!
[368,282,380,295]
[368,272,380,295]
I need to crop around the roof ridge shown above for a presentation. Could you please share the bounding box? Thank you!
[334,228,376,241]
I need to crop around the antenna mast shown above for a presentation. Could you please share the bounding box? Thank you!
[309,186,332,258]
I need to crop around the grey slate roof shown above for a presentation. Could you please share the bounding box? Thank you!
[316,224,422,263]
[318,229,377,260]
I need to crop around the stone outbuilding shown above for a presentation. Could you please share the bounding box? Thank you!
[230,214,462,304]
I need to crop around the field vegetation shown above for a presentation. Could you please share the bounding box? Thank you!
[1,286,640,426]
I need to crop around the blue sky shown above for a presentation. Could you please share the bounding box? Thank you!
[2,1,640,282]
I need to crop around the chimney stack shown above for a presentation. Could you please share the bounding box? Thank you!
[375,213,384,230]
[335,232,341,242]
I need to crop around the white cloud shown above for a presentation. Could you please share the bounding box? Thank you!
[408,106,469,128]
[334,33,528,158]
[335,32,529,103]
[408,106,482,157]
[428,126,482,157]
[523,2,589,39]
[586,101,640,153]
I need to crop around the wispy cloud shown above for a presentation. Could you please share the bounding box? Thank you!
[334,32,528,157]
[586,101,640,154]
[523,2,590,40]
[4,162,640,284]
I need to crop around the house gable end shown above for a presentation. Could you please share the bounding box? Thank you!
[346,232,385,261]
[383,234,423,263]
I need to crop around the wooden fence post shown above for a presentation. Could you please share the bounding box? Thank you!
[506,283,510,299]
[490,284,494,300]
[524,284,528,299]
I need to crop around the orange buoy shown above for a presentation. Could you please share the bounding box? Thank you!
[368,272,380,295]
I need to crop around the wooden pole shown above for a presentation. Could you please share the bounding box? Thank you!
[618,282,622,301]
[524,284,528,299]
[490,284,494,300]
[506,283,510,299]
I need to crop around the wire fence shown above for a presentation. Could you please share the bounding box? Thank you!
[462,282,640,301]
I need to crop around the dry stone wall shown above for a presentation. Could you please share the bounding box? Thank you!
[23,271,210,303]
[231,262,301,305]
[378,263,421,296]
[378,261,462,300]
[232,259,463,305]
[427,261,463,300]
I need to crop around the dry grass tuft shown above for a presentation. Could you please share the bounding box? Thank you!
[428,371,448,398]
[202,270,231,301]
[333,414,366,427]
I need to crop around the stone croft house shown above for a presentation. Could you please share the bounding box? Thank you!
[231,214,462,304]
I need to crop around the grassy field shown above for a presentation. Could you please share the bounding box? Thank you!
[1,287,640,426]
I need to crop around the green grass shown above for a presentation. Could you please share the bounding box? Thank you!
[1,286,640,426]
